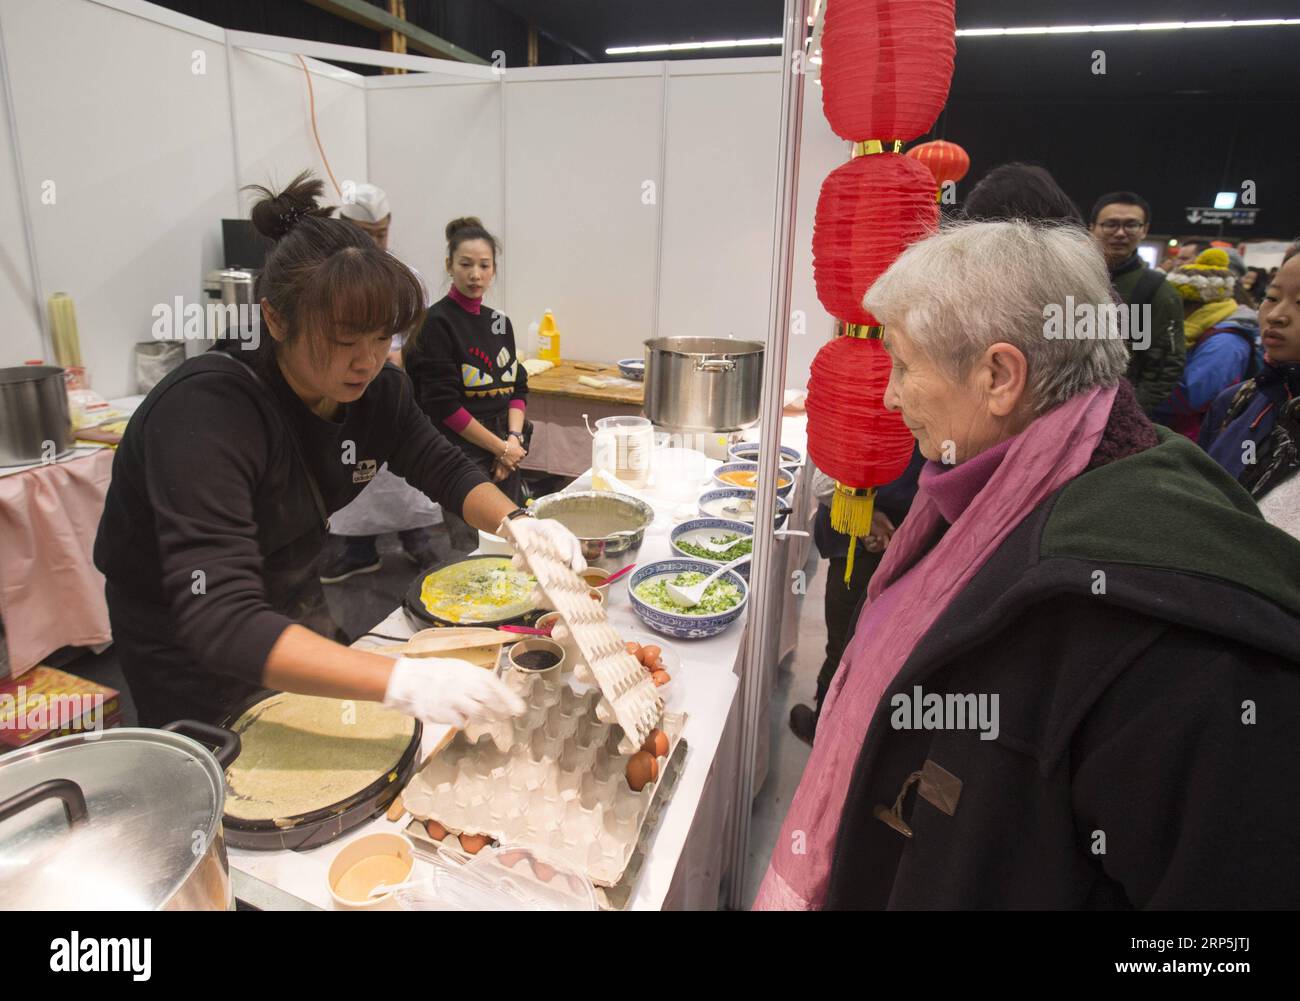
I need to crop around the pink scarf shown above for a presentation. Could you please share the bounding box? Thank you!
[754,383,1118,909]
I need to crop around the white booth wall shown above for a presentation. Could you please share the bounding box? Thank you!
[0,0,236,395]
[230,45,368,208]
[0,0,370,397]
[368,60,846,384]
[1,0,845,399]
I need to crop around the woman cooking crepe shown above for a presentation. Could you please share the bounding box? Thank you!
[94,172,584,730]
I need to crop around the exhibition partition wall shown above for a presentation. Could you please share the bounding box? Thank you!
[0,0,843,398]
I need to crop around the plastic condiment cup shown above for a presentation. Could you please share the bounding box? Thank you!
[327,832,414,910]
[508,637,566,683]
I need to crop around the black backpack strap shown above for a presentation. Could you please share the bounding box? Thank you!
[209,352,332,532]
[1129,266,1168,306]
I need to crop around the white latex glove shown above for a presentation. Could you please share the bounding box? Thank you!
[382,656,526,729]
[499,514,587,574]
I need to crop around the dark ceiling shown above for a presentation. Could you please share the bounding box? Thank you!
[494,0,1300,67]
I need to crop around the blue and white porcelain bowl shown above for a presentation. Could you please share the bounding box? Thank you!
[628,558,749,639]
[669,518,754,580]
[711,461,794,498]
[697,487,790,531]
[727,442,803,470]
[617,357,645,381]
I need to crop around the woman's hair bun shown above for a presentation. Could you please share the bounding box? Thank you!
[247,170,336,241]
[445,216,485,242]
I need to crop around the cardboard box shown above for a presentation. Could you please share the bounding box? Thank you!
[0,666,121,751]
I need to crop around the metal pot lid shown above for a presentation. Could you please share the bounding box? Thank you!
[0,727,227,910]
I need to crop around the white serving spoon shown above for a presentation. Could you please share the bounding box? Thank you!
[688,527,809,555]
[688,534,749,556]
[666,553,753,608]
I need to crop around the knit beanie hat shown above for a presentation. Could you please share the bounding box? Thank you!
[1168,248,1236,303]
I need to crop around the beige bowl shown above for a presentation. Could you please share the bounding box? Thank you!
[328,832,414,910]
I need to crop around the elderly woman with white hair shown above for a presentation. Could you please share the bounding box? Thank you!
[755,221,1300,911]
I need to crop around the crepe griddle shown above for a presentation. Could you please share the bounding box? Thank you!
[220,692,422,852]
[403,554,542,630]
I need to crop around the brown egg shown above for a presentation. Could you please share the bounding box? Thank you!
[651,670,671,687]
[625,750,659,791]
[642,729,669,758]
[634,648,649,666]
[425,819,448,841]
[459,832,490,855]
[645,656,663,672]
[641,645,662,663]
[625,641,641,655]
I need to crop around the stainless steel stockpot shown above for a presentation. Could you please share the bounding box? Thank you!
[0,721,240,910]
[643,337,764,434]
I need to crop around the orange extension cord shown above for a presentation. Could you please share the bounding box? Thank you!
[296,54,342,198]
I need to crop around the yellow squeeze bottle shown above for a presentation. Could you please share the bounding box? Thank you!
[537,309,561,363]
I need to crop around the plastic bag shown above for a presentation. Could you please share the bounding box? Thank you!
[135,341,186,393]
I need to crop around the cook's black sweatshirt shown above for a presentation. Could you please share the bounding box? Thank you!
[94,341,487,691]
[404,294,527,430]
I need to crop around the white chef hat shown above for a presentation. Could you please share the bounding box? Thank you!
[338,183,391,223]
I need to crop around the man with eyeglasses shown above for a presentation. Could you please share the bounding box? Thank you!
[1090,191,1186,415]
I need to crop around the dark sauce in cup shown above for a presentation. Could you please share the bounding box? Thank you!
[513,650,560,671]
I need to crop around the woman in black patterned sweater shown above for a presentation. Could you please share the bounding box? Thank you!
[405,217,528,549]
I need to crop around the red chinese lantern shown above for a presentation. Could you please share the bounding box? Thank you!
[812,153,939,326]
[821,0,957,143]
[806,0,957,580]
[806,336,915,502]
[906,138,970,189]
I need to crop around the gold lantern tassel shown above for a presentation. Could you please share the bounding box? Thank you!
[830,483,876,586]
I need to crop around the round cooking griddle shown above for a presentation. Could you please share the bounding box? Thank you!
[220,692,422,852]
[403,554,542,630]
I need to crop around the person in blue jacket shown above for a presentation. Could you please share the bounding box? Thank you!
[1152,248,1259,439]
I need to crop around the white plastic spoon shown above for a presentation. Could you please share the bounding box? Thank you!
[665,553,753,609]
[688,533,750,556]
[689,527,809,555]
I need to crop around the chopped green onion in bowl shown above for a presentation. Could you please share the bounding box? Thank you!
[673,533,753,561]
[634,573,743,616]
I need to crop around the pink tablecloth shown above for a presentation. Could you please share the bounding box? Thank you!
[0,450,114,677]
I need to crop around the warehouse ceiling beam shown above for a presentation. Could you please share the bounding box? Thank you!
[301,0,488,64]
[380,0,408,75]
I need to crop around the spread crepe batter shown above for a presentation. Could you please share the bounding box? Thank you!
[419,557,535,623]
[224,693,415,821]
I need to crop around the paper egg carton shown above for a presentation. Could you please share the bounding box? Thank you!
[499,520,663,755]
[404,756,681,912]
[400,672,687,889]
